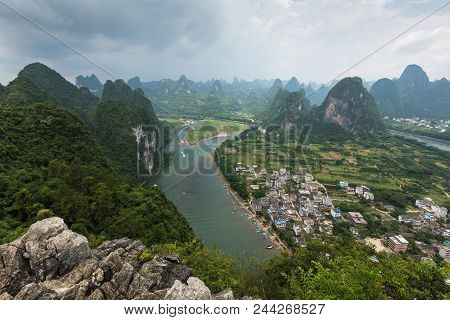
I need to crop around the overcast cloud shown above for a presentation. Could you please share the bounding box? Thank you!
[0,0,449,85]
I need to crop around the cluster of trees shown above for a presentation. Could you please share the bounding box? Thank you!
[214,139,249,199]
[138,236,449,299]
[260,236,449,299]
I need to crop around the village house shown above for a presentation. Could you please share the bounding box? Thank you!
[388,235,409,253]
[438,244,450,262]
[346,187,356,195]
[348,212,368,227]
[416,198,448,219]
[331,208,342,219]
[398,215,415,224]
[363,192,374,201]
[355,185,370,196]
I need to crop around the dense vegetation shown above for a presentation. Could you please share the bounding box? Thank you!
[139,235,448,299]
[94,80,163,181]
[0,75,194,247]
[215,139,250,199]
[261,236,448,299]
[18,62,99,112]
[259,89,310,129]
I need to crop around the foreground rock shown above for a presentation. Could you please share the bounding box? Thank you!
[0,218,230,300]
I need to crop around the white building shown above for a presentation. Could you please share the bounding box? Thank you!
[363,192,374,201]
[355,186,364,196]
[432,205,448,219]
[339,181,349,188]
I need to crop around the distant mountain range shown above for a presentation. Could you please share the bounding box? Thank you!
[371,65,450,119]
[73,64,449,120]
[262,77,384,136]
[75,74,103,96]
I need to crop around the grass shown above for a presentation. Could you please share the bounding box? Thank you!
[186,119,247,145]
[221,130,450,209]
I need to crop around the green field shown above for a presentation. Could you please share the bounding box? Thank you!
[218,129,450,209]
[186,119,247,145]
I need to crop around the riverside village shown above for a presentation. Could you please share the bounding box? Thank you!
[235,162,449,263]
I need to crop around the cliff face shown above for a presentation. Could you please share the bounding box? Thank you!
[316,77,384,135]
[0,218,231,300]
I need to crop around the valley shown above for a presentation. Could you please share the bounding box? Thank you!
[1,62,449,300]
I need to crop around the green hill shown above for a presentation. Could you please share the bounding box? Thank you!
[370,78,404,117]
[312,77,384,135]
[0,75,193,247]
[0,76,56,107]
[75,74,103,93]
[260,89,310,130]
[284,76,301,92]
[371,65,450,119]
[95,80,162,181]
[18,62,99,111]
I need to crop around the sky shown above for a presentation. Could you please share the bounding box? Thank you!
[0,0,449,85]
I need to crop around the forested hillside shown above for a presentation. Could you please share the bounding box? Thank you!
[0,70,194,248]
[19,63,99,111]
[94,80,162,181]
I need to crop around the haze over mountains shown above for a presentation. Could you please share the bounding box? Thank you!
[1,59,449,301]
[74,64,449,121]
[371,64,450,119]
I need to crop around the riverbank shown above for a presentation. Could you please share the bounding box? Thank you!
[184,131,231,147]
[185,119,247,146]
[211,149,289,253]
[388,129,450,152]
[388,129,450,144]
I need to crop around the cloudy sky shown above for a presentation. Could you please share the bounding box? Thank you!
[0,0,449,85]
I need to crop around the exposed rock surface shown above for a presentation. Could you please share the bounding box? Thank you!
[0,218,230,300]
[314,77,384,135]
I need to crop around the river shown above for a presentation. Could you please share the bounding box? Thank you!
[388,130,450,152]
[148,126,277,259]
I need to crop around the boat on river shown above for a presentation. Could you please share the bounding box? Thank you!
[266,245,274,250]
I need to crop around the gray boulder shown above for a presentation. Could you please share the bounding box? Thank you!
[165,277,211,300]
[0,218,233,300]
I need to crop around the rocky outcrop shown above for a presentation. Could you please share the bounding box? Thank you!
[0,218,230,300]
[314,77,384,135]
